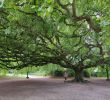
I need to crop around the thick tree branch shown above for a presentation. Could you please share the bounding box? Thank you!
[72,0,101,32]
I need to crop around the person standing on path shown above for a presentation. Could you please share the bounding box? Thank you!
[64,71,68,82]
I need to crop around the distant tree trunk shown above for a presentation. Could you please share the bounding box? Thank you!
[74,69,84,82]
[106,67,109,81]
[26,71,29,79]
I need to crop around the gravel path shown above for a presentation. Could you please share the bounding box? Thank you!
[0,78,110,100]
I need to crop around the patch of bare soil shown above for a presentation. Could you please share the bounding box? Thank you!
[0,77,110,100]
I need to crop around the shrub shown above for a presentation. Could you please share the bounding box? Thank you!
[83,70,90,78]
[67,69,75,77]
[52,69,64,77]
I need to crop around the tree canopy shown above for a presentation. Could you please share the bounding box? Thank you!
[0,0,110,81]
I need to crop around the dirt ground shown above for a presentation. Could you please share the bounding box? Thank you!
[0,77,110,100]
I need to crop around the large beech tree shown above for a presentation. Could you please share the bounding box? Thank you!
[0,0,110,82]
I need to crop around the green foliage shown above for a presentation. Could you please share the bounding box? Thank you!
[0,0,110,81]
[66,69,75,77]
[83,70,90,78]
[0,68,8,76]
[52,69,63,77]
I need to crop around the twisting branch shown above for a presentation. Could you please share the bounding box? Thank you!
[72,0,76,17]
[55,0,101,32]
[72,0,101,32]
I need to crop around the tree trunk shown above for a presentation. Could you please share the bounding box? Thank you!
[74,69,84,82]
[26,71,29,79]
[106,67,110,81]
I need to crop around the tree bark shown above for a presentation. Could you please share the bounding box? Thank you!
[74,69,84,82]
